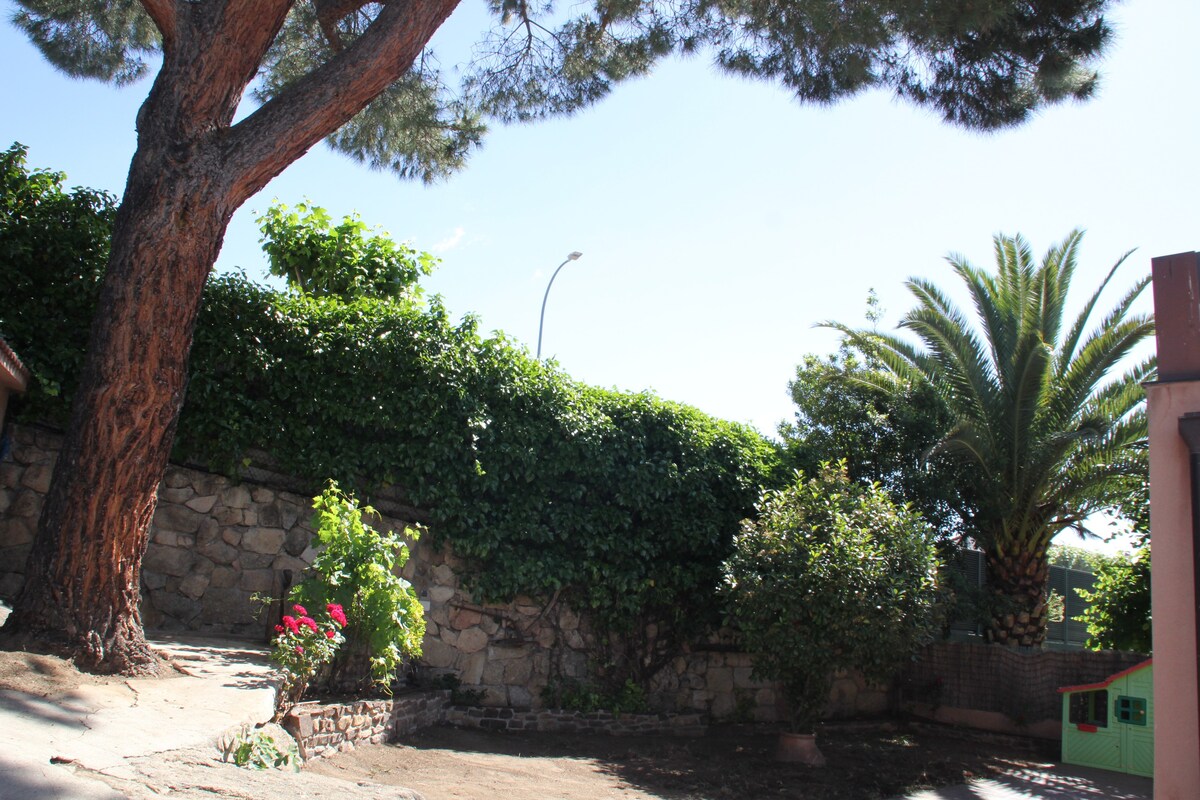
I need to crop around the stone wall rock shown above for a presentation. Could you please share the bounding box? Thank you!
[0,423,789,722]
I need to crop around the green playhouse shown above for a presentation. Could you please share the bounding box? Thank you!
[1058,659,1153,778]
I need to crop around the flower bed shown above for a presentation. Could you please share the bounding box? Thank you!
[284,690,707,759]
[284,689,450,759]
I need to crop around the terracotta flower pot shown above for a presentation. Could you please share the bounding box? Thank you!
[775,731,826,766]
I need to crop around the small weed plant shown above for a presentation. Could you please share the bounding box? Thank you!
[541,677,648,715]
[223,726,300,771]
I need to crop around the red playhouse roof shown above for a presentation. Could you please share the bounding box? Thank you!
[1058,658,1153,695]
[0,336,30,392]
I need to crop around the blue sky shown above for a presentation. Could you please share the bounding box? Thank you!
[1,1,1194,548]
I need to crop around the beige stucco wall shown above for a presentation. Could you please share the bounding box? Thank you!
[1146,380,1200,799]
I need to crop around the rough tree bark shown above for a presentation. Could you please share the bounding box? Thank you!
[2,0,462,672]
[984,549,1051,648]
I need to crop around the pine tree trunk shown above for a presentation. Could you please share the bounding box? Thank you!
[3,124,232,673]
[984,549,1051,647]
[0,0,461,674]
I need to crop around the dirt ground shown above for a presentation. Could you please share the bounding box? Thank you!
[0,645,125,696]
[0,640,1048,800]
[307,721,1051,800]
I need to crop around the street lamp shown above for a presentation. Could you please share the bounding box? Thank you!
[536,251,583,359]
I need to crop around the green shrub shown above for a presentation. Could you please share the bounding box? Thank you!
[289,483,425,693]
[0,142,114,425]
[724,463,939,733]
[1,160,778,692]
[1075,546,1151,653]
[257,200,435,303]
[541,677,648,714]
[223,726,300,771]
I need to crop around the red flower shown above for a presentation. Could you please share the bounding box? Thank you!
[301,616,319,633]
[294,645,304,655]
[326,603,348,627]
[292,604,308,616]
[281,615,300,634]
[325,630,336,640]
[274,624,285,634]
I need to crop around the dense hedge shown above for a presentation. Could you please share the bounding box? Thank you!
[0,145,778,672]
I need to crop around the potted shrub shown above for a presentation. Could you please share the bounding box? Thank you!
[724,463,939,764]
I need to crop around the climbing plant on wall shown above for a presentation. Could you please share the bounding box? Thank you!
[1,162,778,690]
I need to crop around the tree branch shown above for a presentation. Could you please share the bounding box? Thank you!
[167,0,297,127]
[139,0,178,44]
[222,0,462,205]
[314,0,377,51]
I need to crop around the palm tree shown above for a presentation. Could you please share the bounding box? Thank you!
[826,230,1154,646]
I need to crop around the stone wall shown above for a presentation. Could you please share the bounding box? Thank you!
[0,423,789,723]
[284,691,705,762]
[284,690,450,760]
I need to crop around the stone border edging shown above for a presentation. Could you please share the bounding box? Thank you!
[445,706,707,737]
[284,690,451,759]
[283,690,708,759]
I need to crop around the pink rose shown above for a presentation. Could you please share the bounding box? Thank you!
[325,630,336,640]
[281,615,300,634]
[292,604,308,616]
[326,603,348,627]
[301,616,319,633]
[274,624,285,634]
[294,645,304,654]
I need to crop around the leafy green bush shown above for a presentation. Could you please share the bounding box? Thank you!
[0,143,115,424]
[724,463,939,733]
[223,726,300,771]
[1074,479,1151,653]
[1075,547,1151,653]
[289,483,425,693]
[541,677,648,714]
[257,201,435,303]
[1,156,778,692]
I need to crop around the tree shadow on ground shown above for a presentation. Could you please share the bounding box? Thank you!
[394,720,1044,800]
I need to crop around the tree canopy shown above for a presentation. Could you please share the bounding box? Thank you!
[780,342,979,542]
[15,0,1115,181]
[826,230,1154,647]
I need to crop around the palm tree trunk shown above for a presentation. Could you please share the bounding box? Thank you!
[984,550,1050,647]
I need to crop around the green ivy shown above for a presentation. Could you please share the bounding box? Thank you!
[0,143,115,424]
[1,152,779,687]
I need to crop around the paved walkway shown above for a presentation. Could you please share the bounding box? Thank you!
[891,761,1152,800]
[0,630,278,799]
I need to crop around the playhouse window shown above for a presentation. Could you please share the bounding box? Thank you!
[1069,690,1108,727]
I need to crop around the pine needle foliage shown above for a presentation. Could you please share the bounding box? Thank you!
[12,0,1117,182]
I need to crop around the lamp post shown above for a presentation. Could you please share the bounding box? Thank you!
[536,251,583,359]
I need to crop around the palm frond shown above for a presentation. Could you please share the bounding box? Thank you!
[1058,247,1141,368]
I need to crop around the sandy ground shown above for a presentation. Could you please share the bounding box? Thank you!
[0,639,1044,800]
[306,722,1049,800]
